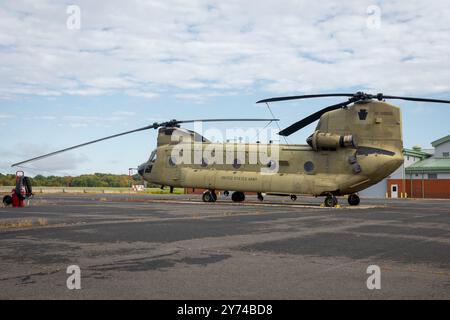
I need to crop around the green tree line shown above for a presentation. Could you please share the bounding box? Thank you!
[0,173,144,188]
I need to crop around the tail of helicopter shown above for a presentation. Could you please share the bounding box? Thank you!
[316,100,403,156]
[312,100,404,195]
[255,92,412,201]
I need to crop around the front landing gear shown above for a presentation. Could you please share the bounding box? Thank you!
[348,194,360,206]
[257,193,264,201]
[324,194,338,207]
[202,190,217,202]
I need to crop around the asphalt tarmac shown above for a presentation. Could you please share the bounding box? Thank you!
[0,194,449,299]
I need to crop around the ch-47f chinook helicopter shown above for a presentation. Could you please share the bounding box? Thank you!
[12,92,450,207]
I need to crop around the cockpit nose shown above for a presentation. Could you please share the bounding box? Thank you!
[137,162,152,176]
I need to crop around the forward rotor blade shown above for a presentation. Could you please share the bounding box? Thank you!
[177,118,279,124]
[278,98,359,136]
[11,124,154,167]
[11,119,279,167]
[256,94,354,104]
[380,95,450,104]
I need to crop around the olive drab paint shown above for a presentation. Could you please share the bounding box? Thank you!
[142,100,404,197]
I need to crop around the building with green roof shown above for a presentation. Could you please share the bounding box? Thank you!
[431,134,450,148]
[406,135,450,180]
[406,158,450,177]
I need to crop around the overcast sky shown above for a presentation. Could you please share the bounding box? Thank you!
[1,0,450,175]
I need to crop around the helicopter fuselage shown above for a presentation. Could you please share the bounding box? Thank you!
[142,142,403,196]
[140,100,404,197]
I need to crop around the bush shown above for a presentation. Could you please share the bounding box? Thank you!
[0,173,144,188]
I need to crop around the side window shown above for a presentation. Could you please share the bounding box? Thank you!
[304,161,315,174]
[168,156,177,167]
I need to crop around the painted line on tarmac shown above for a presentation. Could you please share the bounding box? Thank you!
[112,198,381,210]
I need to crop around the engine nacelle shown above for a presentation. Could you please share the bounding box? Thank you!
[307,131,357,151]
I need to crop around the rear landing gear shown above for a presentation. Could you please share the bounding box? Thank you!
[231,191,245,202]
[257,193,264,201]
[324,194,338,207]
[348,194,360,206]
[202,190,217,202]
[290,195,297,201]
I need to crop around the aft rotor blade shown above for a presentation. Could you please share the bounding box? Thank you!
[256,94,354,104]
[11,124,154,167]
[257,92,450,105]
[380,95,450,104]
[278,98,359,136]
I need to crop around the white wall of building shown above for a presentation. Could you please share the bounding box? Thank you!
[434,141,450,158]
[359,179,388,197]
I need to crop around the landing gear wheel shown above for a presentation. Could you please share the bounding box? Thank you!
[290,195,297,201]
[202,191,212,202]
[223,190,230,197]
[231,191,245,202]
[324,195,338,207]
[3,195,12,206]
[202,190,216,203]
[348,194,360,206]
[257,193,264,201]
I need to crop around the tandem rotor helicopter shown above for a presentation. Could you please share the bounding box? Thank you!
[12,92,450,207]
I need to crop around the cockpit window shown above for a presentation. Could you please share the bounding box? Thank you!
[148,149,157,162]
[315,120,322,130]
[193,132,210,143]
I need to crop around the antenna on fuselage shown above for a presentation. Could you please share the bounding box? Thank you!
[265,102,290,144]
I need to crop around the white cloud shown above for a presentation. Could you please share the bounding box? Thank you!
[125,90,159,99]
[1,0,450,99]
[59,112,137,128]
[174,91,238,103]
